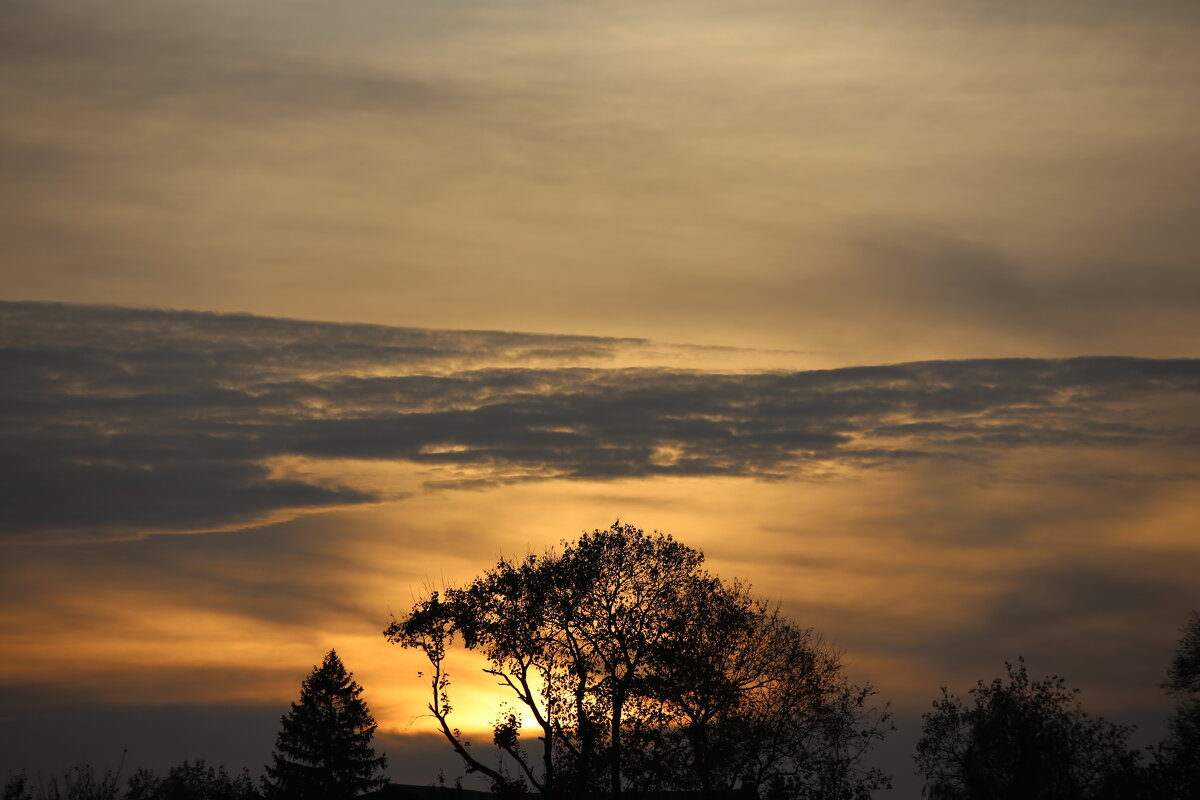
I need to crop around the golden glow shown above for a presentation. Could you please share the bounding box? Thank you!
[4,438,1193,734]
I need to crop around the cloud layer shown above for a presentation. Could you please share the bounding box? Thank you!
[4,1,1200,358]
[4,302,1197,540]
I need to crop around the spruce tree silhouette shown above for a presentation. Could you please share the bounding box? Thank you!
[264,649,387,799]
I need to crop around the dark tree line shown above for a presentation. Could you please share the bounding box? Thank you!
[1,761,260,800]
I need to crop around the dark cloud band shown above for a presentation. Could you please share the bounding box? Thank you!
[3,302,1197,540]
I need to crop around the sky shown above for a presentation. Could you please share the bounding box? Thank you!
[2,0,1199,795]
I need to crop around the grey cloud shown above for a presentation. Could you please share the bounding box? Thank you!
[851,222,1200,339]
[5,0,1200,361]
[897,556,1197,698]
[0,686,279,780]
[0,1,456,118]
[882,0,1200,27]
[3,302,1198,540]
[0,456,370,535]
[0,302,641,379]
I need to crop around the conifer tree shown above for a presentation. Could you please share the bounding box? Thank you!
[264,649,387,799]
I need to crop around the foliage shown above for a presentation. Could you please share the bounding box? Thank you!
[1,764,127,800]
[385,522,891,799]
[4,761,260,800]
[125,761,260,800]
[2,773,32,800]
[1166,611,1200,697]
[0,765,124,800]
[263,649,387,799]
[915,658,1142,800]
[632,582,891,799]
[1154,610,1200,798]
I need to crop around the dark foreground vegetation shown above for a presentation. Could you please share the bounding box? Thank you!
[4,526,1198,799]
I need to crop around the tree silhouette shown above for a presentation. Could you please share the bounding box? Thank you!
[264,649,387,799]
[386,522,890,798]
[126,761,261,800]
[1,763,125,800]
[631,579,891,798]
[915,658,1141,800]
[1157,610,1200,798]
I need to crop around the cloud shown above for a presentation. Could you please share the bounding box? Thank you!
[878,547,1197,717]
[5,0,1200,359]
[3,302,1197,541]
[849,221,1200,340]
[0,686,280,780]
[0,1,457,116]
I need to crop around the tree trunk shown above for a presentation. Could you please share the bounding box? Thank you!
[610,685,623,800]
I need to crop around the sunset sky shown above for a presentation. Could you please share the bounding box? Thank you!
[2,0,1199,794]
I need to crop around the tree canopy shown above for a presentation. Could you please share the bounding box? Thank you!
[1156,610,1200,797]
[385,522,891,799]
[264,649,387,799]
[915,658,1142,800]
[126,761,260,800]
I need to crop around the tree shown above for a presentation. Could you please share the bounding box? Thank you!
[630,581,891,799]
[915,658,1141,800]
[1157,610,1200,798]
[385,522,890,799]
[264,649,387,799]
[126,761,261,800]
[2,773,31,800]
[1,763,124,800]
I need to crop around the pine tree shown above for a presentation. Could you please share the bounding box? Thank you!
[264,649,388,799]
